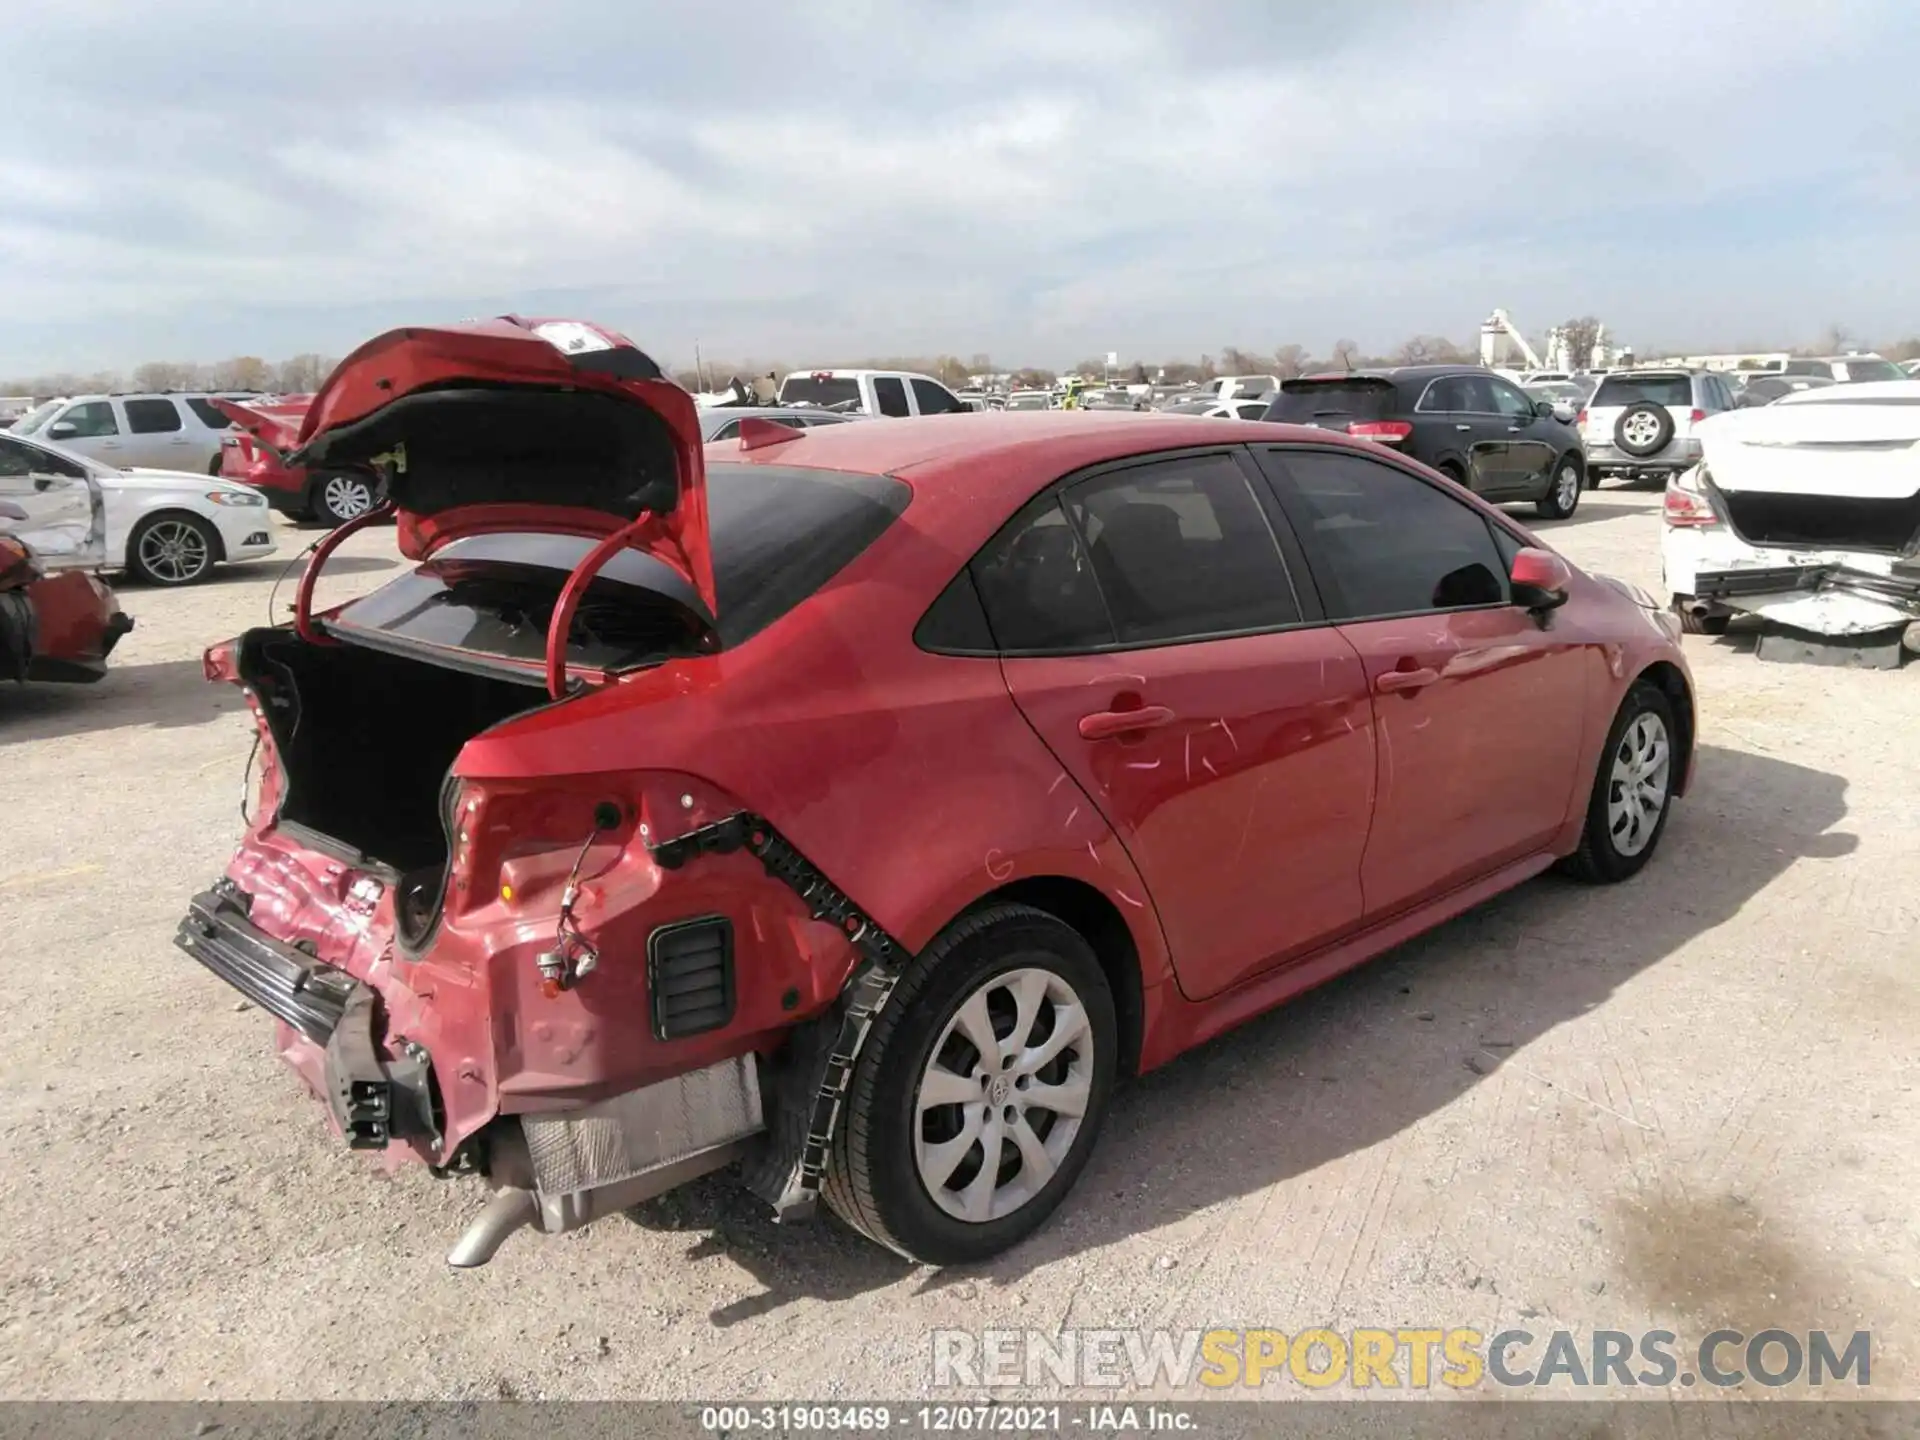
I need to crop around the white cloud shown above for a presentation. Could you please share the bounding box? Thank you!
[0,0,1915,374]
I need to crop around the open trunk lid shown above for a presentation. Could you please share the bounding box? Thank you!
[1698,387,1920,555]
[284,318,715,618]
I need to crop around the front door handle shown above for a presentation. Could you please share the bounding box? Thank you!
[1079,705,1175,739]
[1375,668,1439,694]
[1455,423,1472,432]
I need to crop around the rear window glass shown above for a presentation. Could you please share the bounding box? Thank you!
[1592,374,1691,408]
[1838,359,1905,383]
[186,398,237,429]
[1265,379,1399,423]
[329,464,911,665]
[778,376,862,410]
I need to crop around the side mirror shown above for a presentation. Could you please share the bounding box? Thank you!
[1510,546,1572,613]
[0,500,28,521]
[46,421,77,440]
[1551,400,1577,423]
[1533,399,1556,418]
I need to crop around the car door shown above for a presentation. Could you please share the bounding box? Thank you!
[1486,376,1557,493]
[43,401,125,465]
[0,435,102,564]
[1253,444,1592,920]
[910,378,965,416]
[1411,375,1502,491]
[120,397,193,469]
[977,449,1377,1000]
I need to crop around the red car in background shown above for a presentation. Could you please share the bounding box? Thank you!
[218,393,382,526]
[176,317,1696,1271]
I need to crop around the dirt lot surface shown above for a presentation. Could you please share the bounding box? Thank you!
[1,488,1914,1404]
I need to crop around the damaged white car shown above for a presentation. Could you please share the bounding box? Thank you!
[1663,381,1920,658]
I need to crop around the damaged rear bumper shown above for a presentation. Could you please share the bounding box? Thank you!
[175,883,441,1149]
[1693,562,1920,636]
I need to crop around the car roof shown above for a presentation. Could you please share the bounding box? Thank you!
[712,411,1368,522]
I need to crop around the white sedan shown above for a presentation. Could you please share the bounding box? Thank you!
[0,427,276,586]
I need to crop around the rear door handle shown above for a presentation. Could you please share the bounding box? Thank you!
[1454,423,1472,432]
[1079,705,1175,739]
[1375,668,1439,694]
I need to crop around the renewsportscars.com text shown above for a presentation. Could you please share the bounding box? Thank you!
[931,1326,1871,1391]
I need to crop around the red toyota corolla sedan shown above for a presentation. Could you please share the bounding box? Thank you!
[176,318,1695,1269]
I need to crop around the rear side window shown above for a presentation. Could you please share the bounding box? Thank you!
[1061,453,1301,644]
[777,375,861,409]
[872,377,911,417]
[911,379,964,415]
[1265,448,1507,619]
[1267,378,1399,423]
[123,398,183,434]
[973,497,1115,651]
[1591,374,1692,408]
[1783,360,1832,379]
[186,398,236,429]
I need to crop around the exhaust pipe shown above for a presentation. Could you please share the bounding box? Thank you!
[446,1137,756,1268]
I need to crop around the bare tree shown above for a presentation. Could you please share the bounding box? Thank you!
[1196,354,1217,382]
[1814,322,1857,356]
[131,361,198,391]
[1557,317,1602,369]
[1329,338,1361,370]
[1219,346,1264,376]
[1272,344,1309,379]
[274,353,333,393]
[204,356,275,390]
[1127,361,1149,384]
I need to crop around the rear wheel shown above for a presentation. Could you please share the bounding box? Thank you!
[1559,680,1679,884]
[1534,456,1583,519]
[127,512,220,586]
[824,903,1117,1264]
[312,472,376,527]
[1436,461,1466,486]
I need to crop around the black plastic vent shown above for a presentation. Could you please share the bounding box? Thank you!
[648,917,735,1040]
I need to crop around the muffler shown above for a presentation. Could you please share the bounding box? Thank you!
[447,1054,764,1267]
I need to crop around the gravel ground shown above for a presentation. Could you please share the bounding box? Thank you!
[1,488,1914,1403]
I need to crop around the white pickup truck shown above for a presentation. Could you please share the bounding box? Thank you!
[776,369,970,417]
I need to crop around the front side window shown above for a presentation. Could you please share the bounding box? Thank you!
[1266,448,1508,619]
[57,402,119,438]
[124,398,184,434]
[0,436,85,481]
[1061,453,1300,644]
[1488,380,1536,419]
[872,377,911,417]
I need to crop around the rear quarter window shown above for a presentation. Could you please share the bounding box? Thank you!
[1591,375,1692,408]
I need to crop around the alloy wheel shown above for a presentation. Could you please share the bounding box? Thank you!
[137,518,212,584]
[1607,711,1671,857]
[913,966,1095,1224]
[1622,412,1662,448]
[321,475,374,523]
[1555,462,1580,512]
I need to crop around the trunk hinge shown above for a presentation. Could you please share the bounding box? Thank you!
[544,511,655,700]
[293,498,395,644]
[650,814,909,1219]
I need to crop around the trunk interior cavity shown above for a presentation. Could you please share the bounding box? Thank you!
[238,629,545,884]
[1718,489,1920,554]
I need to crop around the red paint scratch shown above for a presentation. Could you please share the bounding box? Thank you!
[984,849,1014,882]
[1064,806,1080,828]
[1115,889,1145,908]
[1124,759,1161,770]
[1202,757,1218,776]
[1047,772,1069,796]
[1216,718,1239,751]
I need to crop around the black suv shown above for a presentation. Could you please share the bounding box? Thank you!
[1262,365,1588,520]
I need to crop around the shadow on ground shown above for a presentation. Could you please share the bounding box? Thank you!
[0,657,244,744]
[631,742,1853,1322]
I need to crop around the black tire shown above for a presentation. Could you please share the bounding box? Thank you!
[126,511,221,587]
[206,455,225,477]
[1436,461,1467,486]
[1558,679,1681,884]
[1534,454,1583,520]
[310,471,378,527]
[1613,402,1674,458]
[823,903,1118,1265]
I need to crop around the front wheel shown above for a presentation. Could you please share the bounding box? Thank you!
[823,904,1117,1264]
[1559,680,1680,884]
[127,512,219,586]
[1535,456,1583,519]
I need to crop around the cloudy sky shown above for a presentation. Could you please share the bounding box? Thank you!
[4,0,1916,377]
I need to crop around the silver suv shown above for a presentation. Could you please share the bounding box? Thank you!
[9,392,261,476]
[1579,369,1736,488]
